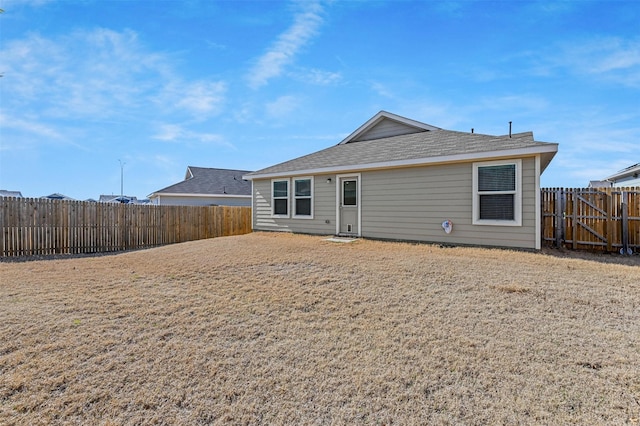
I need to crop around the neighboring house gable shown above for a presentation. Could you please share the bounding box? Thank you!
[604,163,640,188]
[244,111,558,250]
[148,166,252,206]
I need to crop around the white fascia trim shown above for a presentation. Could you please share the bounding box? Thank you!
[251,180,255,231]
[148,193,250,199]
[535,155,541,250]
[245,145,559,180]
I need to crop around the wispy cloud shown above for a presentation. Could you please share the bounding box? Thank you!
[159,81,227,119]
[152,124,235,149]
[370,81,395,98]
[246,1,325,89]
[1,28,227,122]
[0,113,63,141]
[265,95,300,119]
[296,68,341,85]
[544,37,640,87]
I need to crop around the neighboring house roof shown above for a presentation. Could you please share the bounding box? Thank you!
[42,193,75,200]
[148,166,252,199]
[588,180,612,188]
[0,190,23,198]
[99,195,140,204]
[245,111,558,180]
[604,163,640,185]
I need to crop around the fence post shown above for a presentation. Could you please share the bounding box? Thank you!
[606,189,613,252]
[554,188,564,248]
[572,190,578,250]
[621,191,630,255]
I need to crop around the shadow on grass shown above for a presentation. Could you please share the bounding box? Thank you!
[0,247,155,263]
[540,246,640,267]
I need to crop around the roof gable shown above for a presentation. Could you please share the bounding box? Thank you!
[339,111,440,144]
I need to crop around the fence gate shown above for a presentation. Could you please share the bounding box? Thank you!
[542,187,639,253]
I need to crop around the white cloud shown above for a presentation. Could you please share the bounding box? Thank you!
[246,1,325,89]
[1,28,226,122]
[152,124,235,149]
[370,81,395,98]
[0,113,63,141]
[265,95,300,119]
[167,81,227,118]
[551,37,640,87]
[299,69,342,85]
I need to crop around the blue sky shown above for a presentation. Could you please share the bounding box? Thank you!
[1,0,638,200]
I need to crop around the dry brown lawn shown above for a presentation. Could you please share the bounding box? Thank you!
[1,232,639,425]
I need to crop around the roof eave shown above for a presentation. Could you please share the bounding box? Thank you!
[147,192,251,199]
[245,144,559,180]
[605,164,640,181]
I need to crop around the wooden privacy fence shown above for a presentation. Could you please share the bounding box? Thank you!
[542,187,640,253]
[0,198,252,257]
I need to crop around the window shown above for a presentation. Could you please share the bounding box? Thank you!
[472,160,521,226]
[272,179,289,217]
[294,177,313,218]
[342,180,357,206]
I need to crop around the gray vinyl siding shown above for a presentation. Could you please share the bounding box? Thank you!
[360,158,537,249]
[252,157,538,249]
[354,119,425,142]
[153,195,251,207]
[253,175,336,234]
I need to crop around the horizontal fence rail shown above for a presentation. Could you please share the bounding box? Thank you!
[0,198,252,258]
[542,187,640,253]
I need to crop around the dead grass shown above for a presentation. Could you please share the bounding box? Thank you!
[1,232,639,425]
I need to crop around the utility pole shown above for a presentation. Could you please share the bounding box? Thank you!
[118,159,125,201]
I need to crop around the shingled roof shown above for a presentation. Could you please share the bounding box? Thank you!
[149,167,252,197]
[244,112,558,179]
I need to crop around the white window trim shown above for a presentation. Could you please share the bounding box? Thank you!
[293,176,314,219]
[271,178,290,218]
[472,159,522,226]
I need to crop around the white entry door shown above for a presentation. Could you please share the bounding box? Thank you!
[338,176,359,236]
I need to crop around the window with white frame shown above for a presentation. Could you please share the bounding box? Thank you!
[472,160,521,226]
[272,179,289,217]
[294,177,313,218]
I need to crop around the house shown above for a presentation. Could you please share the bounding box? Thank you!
[147,166,252,206]
[243,111,558,250]
[604,163,640,188]
[0,190,23,198]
